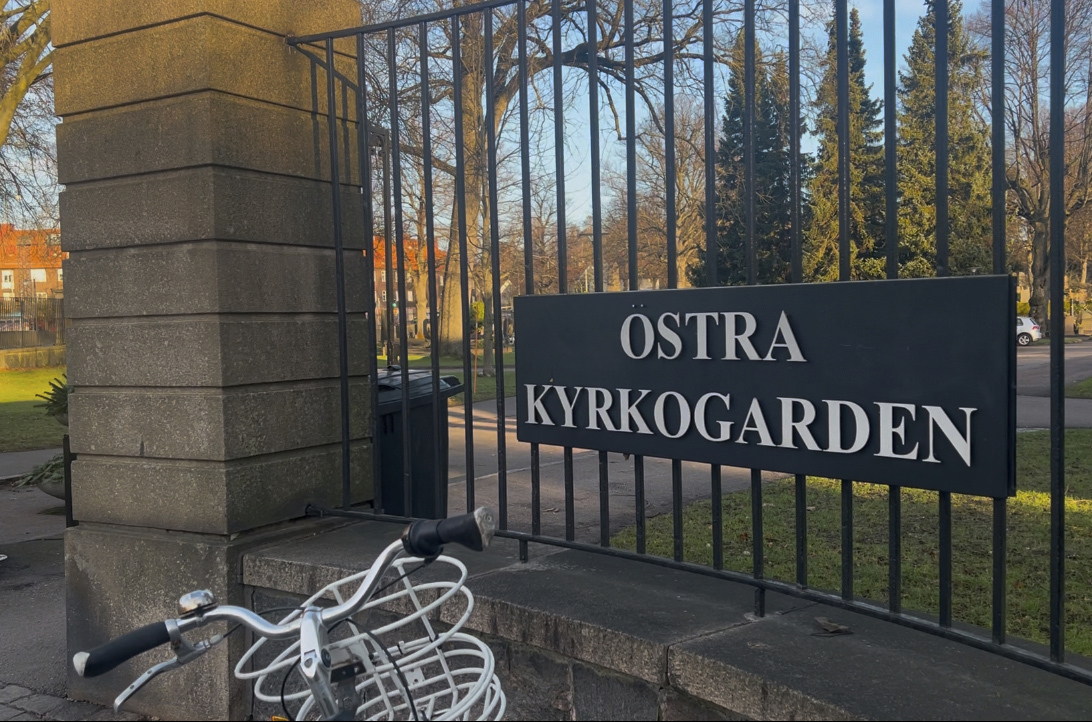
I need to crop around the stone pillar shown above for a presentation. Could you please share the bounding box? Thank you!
[53,2,370,718]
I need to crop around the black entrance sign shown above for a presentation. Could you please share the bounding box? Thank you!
[514,276,1015,498]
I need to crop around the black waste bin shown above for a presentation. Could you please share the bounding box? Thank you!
[376,368,463,518]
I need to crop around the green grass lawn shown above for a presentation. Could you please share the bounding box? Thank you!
[0,367,67,453]
[613,429,1092,656]
[379,350,515,369]
[1068,377,1092,399]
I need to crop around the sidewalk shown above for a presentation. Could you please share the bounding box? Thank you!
[1017,395,1092,428]
[0,449,60,483]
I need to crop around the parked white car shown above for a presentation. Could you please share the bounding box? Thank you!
[1017,316,1042,346]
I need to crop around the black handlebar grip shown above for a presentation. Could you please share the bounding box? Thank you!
[403,507,497,558]
[73,622,171,678]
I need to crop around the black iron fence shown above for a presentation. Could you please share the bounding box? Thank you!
[0,296,65,350]
[289,0,1088,686]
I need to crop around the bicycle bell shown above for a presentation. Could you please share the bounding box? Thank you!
[178,590,218,617]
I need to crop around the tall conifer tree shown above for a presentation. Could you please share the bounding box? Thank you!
[694,33,802,286]
[805,5,886,281]
[897,0,992,276]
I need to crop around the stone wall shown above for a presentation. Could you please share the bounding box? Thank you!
[53,1,371,718]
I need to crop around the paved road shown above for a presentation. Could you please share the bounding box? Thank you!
[1016,342,1092,428]
[1016,342,1092,396]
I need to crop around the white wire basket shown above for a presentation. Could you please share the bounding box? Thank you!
[236,555,506,721]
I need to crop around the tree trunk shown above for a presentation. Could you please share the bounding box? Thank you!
[439,205,464,357]
[1029,222,1050,331]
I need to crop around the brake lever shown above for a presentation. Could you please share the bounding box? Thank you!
[113,620,225,712]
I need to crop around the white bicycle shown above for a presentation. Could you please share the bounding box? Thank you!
[73,508,506,721]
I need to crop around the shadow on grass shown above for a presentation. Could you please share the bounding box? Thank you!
[613,429,1092,657]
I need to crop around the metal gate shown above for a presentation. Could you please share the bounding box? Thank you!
[288,0,1088,685]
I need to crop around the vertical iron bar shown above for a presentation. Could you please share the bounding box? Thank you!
[703,0,724,576]
[744,0,764,617]
[519,2,533,295]
[383,141,395,365]
[712,465,723,570]
[836,0,852,602]
[790,0,806,590]
[936,0,950,276]
[672,459,683,562]
[553,0,568,291]
[883,0,902,614]
[517,1,541,538]
[992,0,1007,277]
[993,497,1007,644]
[1049,0,1066,663]
[625,0,643,550]
[704,0,716,287]
[63,434,74,528]
[387,28,414,516]
[991,0,1008,645]
[939,493,952,626]
[452,18,477,512]
[588,0,603,291]
[751,470,765,615]
[484,11,508,530]
[635,456,646,555]
[885,0,898,278]
[790,0,801,283]
[796,474,807,586]
[420,21,444,519]
[564,447,575,541]
[744,0,756,286]
[841,479,853,600]
[889,487,902,612]
[553,0,575,540]
[586,1,608,545]
[355,34,383,514]
[836,0,850,281]
[665,0,677,288]
[625,0,637,289]
[599,451,610,547]
[326,39,353,511]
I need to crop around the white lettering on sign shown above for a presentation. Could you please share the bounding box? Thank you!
[620,314,655,359]
[825,400,870,454]
[695,392,732,442]
[875,402,919,460]
[764,311,807,362]
[526,384,554,426]
[685,312,721,360]
[922,406,975,466]
[554,385,584,429]
[520,383,979,468]
[587,387,617,431]
[618,389,654,434]
[778,397,820,451]
[657,313,683,359]
[617,310,807,363]
[654,391,691,438]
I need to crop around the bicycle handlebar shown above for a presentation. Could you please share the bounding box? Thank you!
[73,622,171,678]
[73,508,497,677]
[403,507,496,558]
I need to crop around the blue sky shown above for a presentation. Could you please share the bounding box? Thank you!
[558,1,932,222]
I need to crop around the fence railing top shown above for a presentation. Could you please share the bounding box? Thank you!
[287,0,523,45]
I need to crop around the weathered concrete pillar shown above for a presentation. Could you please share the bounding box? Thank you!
[53,2,370,718]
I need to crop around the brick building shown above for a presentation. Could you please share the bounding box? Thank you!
[0,224,64,298]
